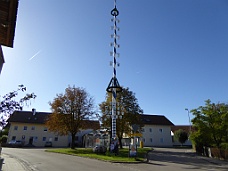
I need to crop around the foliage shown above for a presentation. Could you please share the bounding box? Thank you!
[191,99,228,149]
[46,85,96,149]
[0,85,36,127]
[0,135,8,143]
[221,143,228,150]
[174,129,188,145]
[99,87,143,148]
[46,147,151,162]
[0,128,9,136]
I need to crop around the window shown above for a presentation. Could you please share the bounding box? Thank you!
[31,126,35,130]
[149,128,152,132]
[160,138,164,143]
[14,126,18,130]
[43,137,46,141]
[159,128,163,133]
[34,137,38,142]
[150,138,153,142]
[12,136,16,141]
[141,128,145,132]
[24,126,27,130]
[143,138,145,142]
[54,136,58,141]
[44,127,47,131]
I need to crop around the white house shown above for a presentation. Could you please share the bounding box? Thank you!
[7,110,100,147]
[140,114,174,147]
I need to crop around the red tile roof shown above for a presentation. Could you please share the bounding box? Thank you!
[171,125,194,133]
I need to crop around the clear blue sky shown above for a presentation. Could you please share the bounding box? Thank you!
[1,0,228,125]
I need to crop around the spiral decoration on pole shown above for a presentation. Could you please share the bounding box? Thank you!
[106,0,122,139]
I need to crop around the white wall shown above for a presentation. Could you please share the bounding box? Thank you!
[8,122,69,147]
[142,125,173,147]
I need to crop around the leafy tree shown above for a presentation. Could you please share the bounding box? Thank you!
[0,135,8,143]
[0,127,9,137]
[174,129,188,145]
[46,85,96,149]
[0,85,36,127]
[99,87,143,148]
[191,99,228,150]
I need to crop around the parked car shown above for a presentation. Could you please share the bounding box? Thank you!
[44,141,52,147]
[8,140,24,147]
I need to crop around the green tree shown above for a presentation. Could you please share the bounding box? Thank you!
[46,85,96,149]
[174,129,188,145]
[0,135,8,144]
[0,85,36,127]
[99,87,143,148]
[191,99,228,149]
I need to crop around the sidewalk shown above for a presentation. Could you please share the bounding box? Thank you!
[197,155,228,166]
[1,154,26,171]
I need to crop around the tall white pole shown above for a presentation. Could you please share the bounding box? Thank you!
[185,108,191,132]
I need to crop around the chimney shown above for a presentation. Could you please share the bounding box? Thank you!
[32,108,36,116]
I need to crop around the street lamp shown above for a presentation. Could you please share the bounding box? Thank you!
[185,108,191,133]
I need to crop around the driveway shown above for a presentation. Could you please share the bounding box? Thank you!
[145,147,228,171]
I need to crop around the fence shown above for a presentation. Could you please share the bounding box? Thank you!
[201,147,228,160]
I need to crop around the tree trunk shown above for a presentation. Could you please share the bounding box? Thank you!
[118,137,123,149]
[71,133,76,149]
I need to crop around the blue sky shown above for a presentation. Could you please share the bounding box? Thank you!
[1,0,228,125]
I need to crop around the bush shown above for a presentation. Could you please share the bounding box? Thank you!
[221,143,228,150]
[93,145,107,154]
[174,129,188,145]
[0,135,8,143]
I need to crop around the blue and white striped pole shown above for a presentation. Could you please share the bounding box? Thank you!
[111,0,119,139]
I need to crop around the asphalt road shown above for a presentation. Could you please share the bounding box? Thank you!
[2,147,228,171]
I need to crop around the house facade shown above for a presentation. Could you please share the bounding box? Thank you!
[140,114,174,147]
[8,122,69,147]
[7,110,100,147]
[7,110,69,147]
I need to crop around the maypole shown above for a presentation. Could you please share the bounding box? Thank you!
[106,0,122,139]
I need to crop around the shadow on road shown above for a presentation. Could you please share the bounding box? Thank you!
[148,148,228,170]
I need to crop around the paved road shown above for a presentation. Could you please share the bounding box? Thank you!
[147,148,228,171]
[1,147,228,171]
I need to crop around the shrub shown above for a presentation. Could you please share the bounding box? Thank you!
[1,135,8,143]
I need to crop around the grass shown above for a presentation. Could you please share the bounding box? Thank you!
[46,147,152,162]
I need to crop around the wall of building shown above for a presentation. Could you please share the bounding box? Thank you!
[0,46,4,74]
[142,125,173,147]
[8,122,69,147]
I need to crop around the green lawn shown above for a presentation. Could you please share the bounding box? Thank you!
[46,147,152,162]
